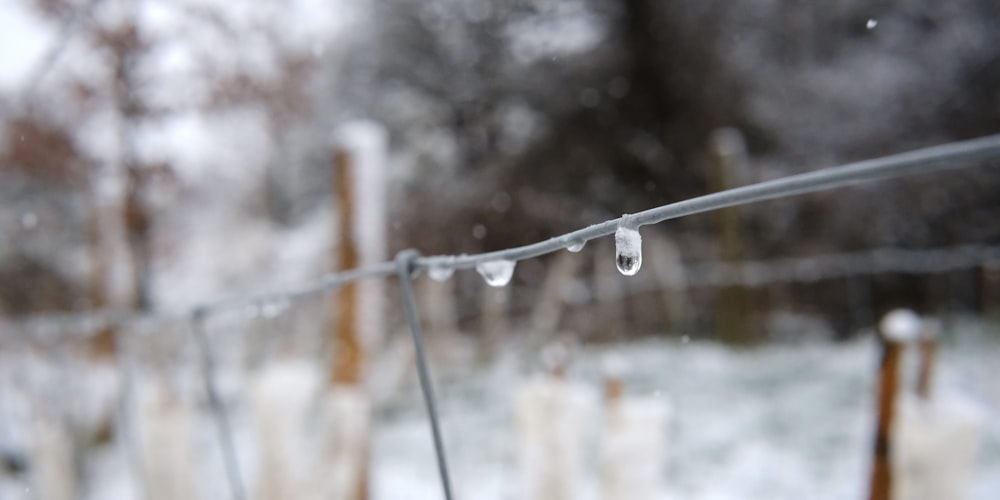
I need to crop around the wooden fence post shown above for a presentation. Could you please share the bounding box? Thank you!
[331,147,364,386]
[708,128,754,344]
[869,309,920,500]
[324,122,387,500]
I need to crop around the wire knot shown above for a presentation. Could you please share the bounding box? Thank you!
[394,248,422,279]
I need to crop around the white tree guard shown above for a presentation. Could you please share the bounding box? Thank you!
[600,397,671,500]
[308,385,371,500]
[892,393,986,500]
[137,384,199,500]
[514,376,592,500]
[30,418,75,500]
[251,360,321,500]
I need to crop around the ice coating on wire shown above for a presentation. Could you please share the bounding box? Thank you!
[476,259,516,287]
[615,225,642,276]
[428,265,455,282]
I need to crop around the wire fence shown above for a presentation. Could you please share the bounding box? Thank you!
[3,133,1000,500]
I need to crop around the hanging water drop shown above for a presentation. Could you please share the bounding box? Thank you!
[566,240,586,253]
[476,259,516,287]
[614,225,642,276]
[428,264,454,282]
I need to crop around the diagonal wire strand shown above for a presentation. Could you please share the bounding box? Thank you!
[395,250,455,500]
[190,311,247,500]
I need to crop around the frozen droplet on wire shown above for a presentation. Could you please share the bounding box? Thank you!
[566,240,586,253]
[614,225,642,276]
[428,265,454,282]
[476,259,516,287]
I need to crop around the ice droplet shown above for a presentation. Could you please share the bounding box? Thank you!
[428,265,454,282]
[614,225,642,276]
[566,240,586,253]
[476,259,515,287]
[866,18,878,29]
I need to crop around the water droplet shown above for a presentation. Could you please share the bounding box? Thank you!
[614,225,642,276]
[866,18,878,29]
[472,224,487,240]
[476,259,515,287]
[566,240,585,253]
[20,212,37,229]
[428,265,454,282]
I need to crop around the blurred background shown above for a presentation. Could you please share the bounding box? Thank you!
[1,0,999,499]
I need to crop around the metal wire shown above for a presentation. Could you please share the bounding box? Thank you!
[4,133,1000,335]
[395,250,455,500]
[190,312,247,500]
[3,133,1000,500]
[417,133,1000,271]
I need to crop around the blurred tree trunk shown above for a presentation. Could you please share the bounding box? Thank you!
[90,17,152,357]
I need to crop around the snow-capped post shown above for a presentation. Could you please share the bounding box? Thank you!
[326,121,388,500]
[599,356,669,500]
[708,128,755,344]
[868,309,920,500]
[514,343,590,500]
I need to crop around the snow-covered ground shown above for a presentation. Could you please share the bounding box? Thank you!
[373,330,1000,500]
[1,321,998,500]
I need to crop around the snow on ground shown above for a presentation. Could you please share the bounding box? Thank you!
[376,327,1000,500]
[1,322,997,499]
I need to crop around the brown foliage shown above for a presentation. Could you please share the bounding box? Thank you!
[1,117,84,182]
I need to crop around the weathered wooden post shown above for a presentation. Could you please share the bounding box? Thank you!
[708,128,754,344]
[869,309,917,500]
[321,121,387,500]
